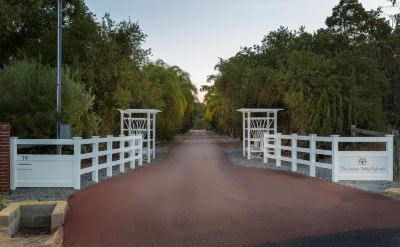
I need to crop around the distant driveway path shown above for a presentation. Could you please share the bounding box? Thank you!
[63,131,400,247]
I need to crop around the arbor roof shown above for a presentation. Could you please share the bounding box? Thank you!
[237,108,283,113]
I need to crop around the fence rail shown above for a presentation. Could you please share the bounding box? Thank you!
[264,133,394,182]
[10,135,143,190]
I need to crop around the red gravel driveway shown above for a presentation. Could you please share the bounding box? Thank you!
[63,130,400,247]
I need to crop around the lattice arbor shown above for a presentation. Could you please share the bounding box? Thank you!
[119,109,161,163]
[237,109,283,159]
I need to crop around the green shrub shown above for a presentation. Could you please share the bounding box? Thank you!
[0,60,99,138]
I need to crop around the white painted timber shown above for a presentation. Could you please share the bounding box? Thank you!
[11,135,143,190]
[119,109,161,163]
[237,108,283,159]
[263,133,394,182]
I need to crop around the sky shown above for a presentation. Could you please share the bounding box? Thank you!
[84,0,396,101]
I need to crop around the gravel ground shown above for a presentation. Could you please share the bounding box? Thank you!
[2,147,170,206]
[225,148,332,181]
[224,147,400,200]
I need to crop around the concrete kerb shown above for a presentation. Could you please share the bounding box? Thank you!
[0,201,67,237]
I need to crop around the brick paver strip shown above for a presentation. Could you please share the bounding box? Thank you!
[63,131,400,247]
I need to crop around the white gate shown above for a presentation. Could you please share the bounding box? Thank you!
[10,135,143,190]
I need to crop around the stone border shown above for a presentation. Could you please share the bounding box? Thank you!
[0,201,67,237]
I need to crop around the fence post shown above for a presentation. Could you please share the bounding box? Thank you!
[291,134,297,172]
[106,135,113,177]
[263,133,268,163]
[10,137,18,190]
[331,135,339,182]
[392,130,399,180]
[243,113,246,157]
[276,133,282,167]
[139,135,143,166]
[386,135,394,181]
[351,125,356,137]
[73,137,82,189]
[310,134,317,177]
[147,112,151,163]
[247,112,251,160]
[91,136,99,183]
[119,135,125,173]
[351,125,356,150]
[129,137,135,169]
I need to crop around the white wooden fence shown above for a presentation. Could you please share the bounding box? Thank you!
[264,133,394,182]
[10,135,143,190]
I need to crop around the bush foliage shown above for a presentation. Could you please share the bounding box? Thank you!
[203,0,400,137]
[0,60,99,138]
[0,0,198,140]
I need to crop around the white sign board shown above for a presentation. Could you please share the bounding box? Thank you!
[15,155,74,187]
[337,151,392,181]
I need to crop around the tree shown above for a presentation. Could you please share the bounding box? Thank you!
[0,60,99,138]
[203,0,393,137]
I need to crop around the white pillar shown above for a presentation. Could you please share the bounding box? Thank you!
[276,133,282,167]
[139,135,143,166]
[106,135,113,177]
[386,135,394,181]
[91,136,99,183]
[309,134,317,177]
[147,112,151,163]
[152,113,156,159]
[129,137,135,169]
[331,135,340,182]
[129,113,133,135]
[73,137,82,189]
[264,133,270,164]
[291,134,297,172]
[119,135,125,173]
[120,111,124,135]
[247,112,251,159]
[242,113,246,157]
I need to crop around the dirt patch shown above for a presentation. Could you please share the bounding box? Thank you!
[0,226,63,247]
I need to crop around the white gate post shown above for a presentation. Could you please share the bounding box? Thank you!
[147,112,151,163]
[247,112,251,160]
[243,113,246,157]
[276,133,282,167]
[91,136,99,183]
[263,133,268,163]
[73,137,82,189]
[10,137,18,190]
[129,137,135,169]
[139,135,143,166]
[153,114,156,159]
[120,112,124,135]
[291,134,297,172]
[263,132,271,163]
[310,134,317,177]
[386,135,394,181]
[119,135,125,173]
[106,135,113,177]
[331,135,340,182]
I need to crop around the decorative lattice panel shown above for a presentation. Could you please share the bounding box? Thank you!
[124,119,149,138]
[249,118,273,139]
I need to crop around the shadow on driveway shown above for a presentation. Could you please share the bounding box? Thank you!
[256,228,400,247]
